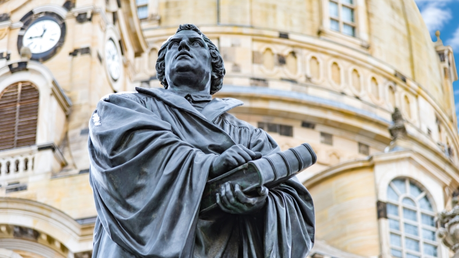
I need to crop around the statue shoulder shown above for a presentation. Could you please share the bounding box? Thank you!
[218,112,256,130]
[99,91,151,107]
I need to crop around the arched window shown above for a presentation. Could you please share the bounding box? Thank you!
[386,178,437,258]
[0,82,39,151]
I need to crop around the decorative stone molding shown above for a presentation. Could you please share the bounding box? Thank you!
[438,192,459,257]
[389,108,407,141]
[0,248,22,258]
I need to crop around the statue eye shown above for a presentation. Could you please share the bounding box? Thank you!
[191,41,202,47]
[169,41,179,48]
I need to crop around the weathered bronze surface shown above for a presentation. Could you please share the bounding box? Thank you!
[88,24,315,257]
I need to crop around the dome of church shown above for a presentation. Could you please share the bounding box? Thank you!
[140,0,454,115]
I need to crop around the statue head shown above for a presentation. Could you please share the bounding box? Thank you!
[156,24,225,95]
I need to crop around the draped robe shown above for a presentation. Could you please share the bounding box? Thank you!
[88,87,315,257]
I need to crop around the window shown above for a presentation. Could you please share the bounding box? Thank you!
[358,142,369,155]
[258,122,293,137]
[136,0,148,20]
[329,0,356,37]
[301,121,316,129]
[0,82,39,151]
[320,132,333,145]
[386,178,438,258]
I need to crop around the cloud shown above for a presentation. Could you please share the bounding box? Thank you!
[446,26,459,51]
[417,2,452,34]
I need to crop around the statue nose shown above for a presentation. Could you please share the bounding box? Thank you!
[178,40,190,51]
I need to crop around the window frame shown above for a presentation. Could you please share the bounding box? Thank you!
[320,0,369,50]
[386,178,439,258]
[136,0,149,20]
[329,0,356,37]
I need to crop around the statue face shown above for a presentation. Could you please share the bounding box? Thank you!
[164,30,212,94]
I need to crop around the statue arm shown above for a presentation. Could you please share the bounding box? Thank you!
[88,93,219,256]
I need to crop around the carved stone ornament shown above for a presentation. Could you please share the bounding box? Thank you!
[389,107,407,140]
[438,191,459,257]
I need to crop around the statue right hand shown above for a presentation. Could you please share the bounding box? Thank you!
[210,144,262,178]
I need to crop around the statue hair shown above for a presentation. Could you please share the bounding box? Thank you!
[155,24,226,95]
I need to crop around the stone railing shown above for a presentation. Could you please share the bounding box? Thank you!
[0,146,36,184]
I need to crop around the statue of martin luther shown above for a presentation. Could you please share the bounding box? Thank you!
[88,24,315,258]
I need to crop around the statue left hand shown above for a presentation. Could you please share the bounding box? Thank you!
[216,182,268,214]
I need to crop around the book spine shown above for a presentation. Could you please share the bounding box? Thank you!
[249,143,317,187]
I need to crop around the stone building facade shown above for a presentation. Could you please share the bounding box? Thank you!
[0,0,457,257]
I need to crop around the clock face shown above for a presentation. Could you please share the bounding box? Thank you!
[23,19,62,54]
[105,39,121,81]
[17,12,66,62]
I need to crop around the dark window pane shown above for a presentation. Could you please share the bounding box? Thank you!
[258,122,267,130]
[329,1,338,17]
[267,123,279,133]
[342,6,354,22]
[320,132,333,145]
[387,203,399,216]
[402,198,416,207]
[343,24,355,36]
[358,142,369,155]
[390,233,401,247]
[387,186,398,202]
[393,179,406,194]
[389,219,400,231]
[409,182,423,198]
[422,229,436,241]
[419,196,433,211]
[391,249,402,258]
[421,214,435,227]
[424,243,437,256]
[404,223,418,236]
[403,208,417,221]
[137,6,148,19]
[330,19,339,32]
[405,238,420,251]
[279,125,293,137]
[301,121,315,129]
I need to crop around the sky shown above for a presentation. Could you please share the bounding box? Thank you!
[414,0,459,124]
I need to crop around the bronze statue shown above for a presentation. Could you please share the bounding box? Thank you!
[88,24,315,257]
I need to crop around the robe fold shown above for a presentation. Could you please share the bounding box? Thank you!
[88,87,315,258]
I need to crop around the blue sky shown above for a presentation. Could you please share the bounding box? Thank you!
[414,0,459,124]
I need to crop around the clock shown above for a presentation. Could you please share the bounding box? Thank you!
[105,39,122,81]
[17,12,66,62]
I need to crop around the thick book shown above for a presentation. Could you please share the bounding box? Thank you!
[200,143,317,215]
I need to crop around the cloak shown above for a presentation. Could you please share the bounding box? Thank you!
[88,87,315,257]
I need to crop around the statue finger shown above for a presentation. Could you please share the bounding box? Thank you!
[239,145,262,160]
[216,193,234,214]
[258,186,269,197]
[224,182,237,204]
[234,184,255,205]
[235,148,252,163]
[231,155,246,166]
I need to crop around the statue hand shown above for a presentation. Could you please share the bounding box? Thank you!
[216,183,268,214]
[210,144,261,178]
